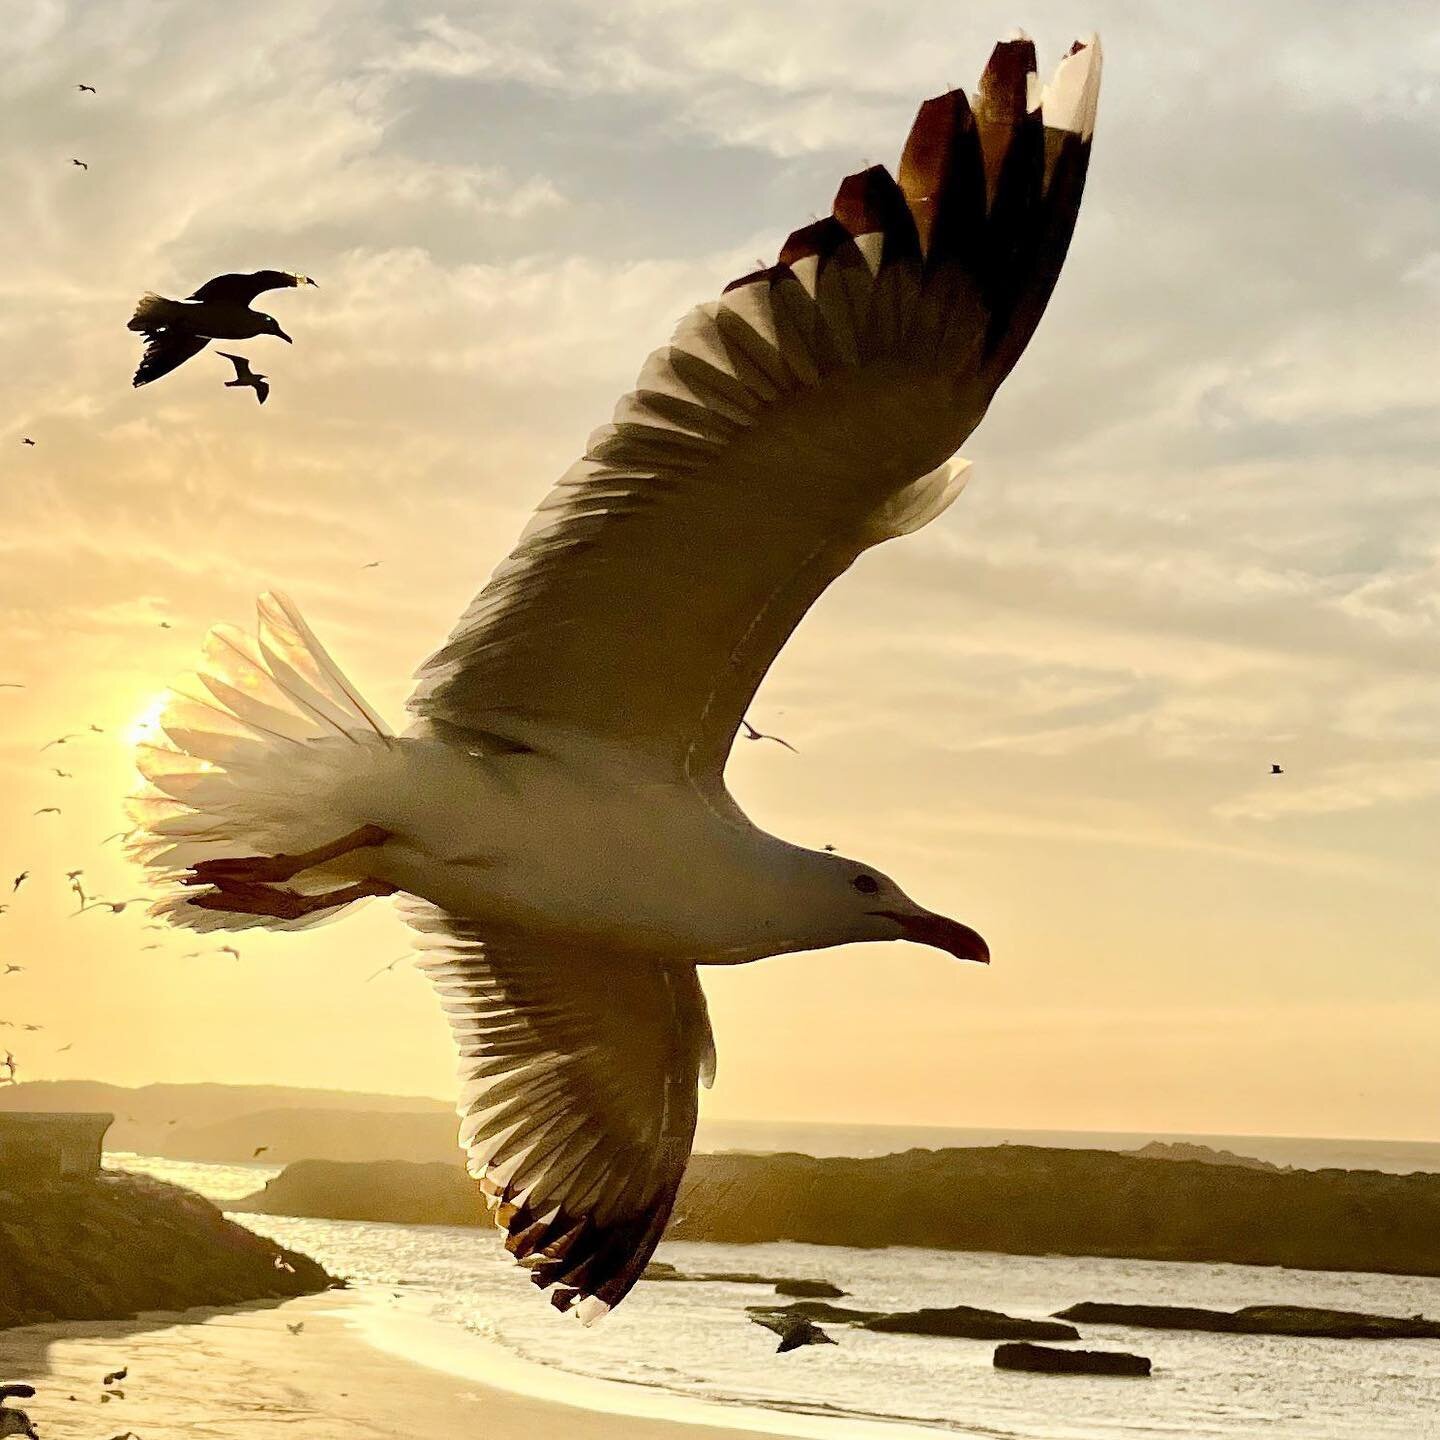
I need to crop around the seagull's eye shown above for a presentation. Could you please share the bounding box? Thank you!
[851,874,880,895]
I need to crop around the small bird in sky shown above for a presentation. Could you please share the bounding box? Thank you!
[102,830,135,845]
[89,723,105,734]
[11,873,28,892]
[361,561,382,569]
[286,1321,304,1335]
[130,270,316,388]
[1,1053,16,1083]
[1270,763,1284,775]
[55,1042,73,1053]
[77,898,147,915]
[20,438,35,447]
[41,734,81,750]
[740,718,797,753]
[219,944,241,960]
[253,1145,269,1157]
[749,1312,838,1354]
[20,1024,43,1033]
[70,158,88,170]
[217,351,269,404]
[52,768,74,779]
[2,965,23,975]
[34,807,61,816]
[158,620,172,629]
[0,682,23,688]
[365,954,409,982]
[140,943,162,951]
[76,83,97,93]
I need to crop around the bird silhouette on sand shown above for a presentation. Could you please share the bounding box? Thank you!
[129,270,315,388]
[750,1312,839,1353]
[217,351,269,404]
[127,34,1100,1323]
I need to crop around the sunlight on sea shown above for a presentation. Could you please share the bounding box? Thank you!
[112,1152,1440,1439]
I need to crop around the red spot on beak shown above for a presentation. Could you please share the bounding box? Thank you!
[876,909,990,964]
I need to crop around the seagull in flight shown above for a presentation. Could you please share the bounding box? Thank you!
[129,270,316,388]
[41,734,81,750]
[8,874,24,893]
[128,34,1101,1324]
[20,438,35,447]
[739,718,797,753]
[76,83,97,94]
[750,1311,839,1354]
[1270,763,1284,775]
[70,157,88,170]
[34,807,61,816]
[217,351,269,405]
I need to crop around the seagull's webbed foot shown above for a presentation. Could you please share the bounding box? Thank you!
[188,877,397,920]
[184,823,391,887]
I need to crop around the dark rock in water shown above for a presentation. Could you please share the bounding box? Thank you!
[773,1278,846,1298]
[1126,1141,1280,1171]
[641,1261,684,1281]
[747,1301,884,1324]
[235,1158,478,1226]
[862,1305,1080,1341]
[0,1171,334,1329]
[1055,1301,1440,1339]
[995,1342,1151,1376]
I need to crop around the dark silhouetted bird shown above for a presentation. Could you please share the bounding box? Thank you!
[749,1312,838,1353]
[740,718,797,753]
[253,1145,269,1157]
[21,438,35,447]
[70,158,88,170]
[0,682,23,688]
[286,1321,304,1335]
[129,271,315,388]
[1270,763,1284,775]
[52,768,73,779]
[34,807,61,816]
[11,873,28,892]
[217,351,269,404]
[2,965,23,975]
[41,734,80,750]
[76,83,96,93]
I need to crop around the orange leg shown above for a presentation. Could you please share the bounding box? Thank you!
[183,824,391,887]
[188,876,397,921]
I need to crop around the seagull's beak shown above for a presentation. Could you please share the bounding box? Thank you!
[275,327,293,344]
[875,909,990,964]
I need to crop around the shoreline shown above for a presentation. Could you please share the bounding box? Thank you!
[0,1287,953,1440]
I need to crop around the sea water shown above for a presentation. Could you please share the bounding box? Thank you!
[109,1141,1440,1439]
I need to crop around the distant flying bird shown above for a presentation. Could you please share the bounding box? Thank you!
[253,1145,269,1157]
[52,768,74,779]
[361,561,382,569]
[56,1042,73,1053]
[216,351,269,404]
[90,723,105,733]
[102,830,135,845]
[10,873,27,892]
[129,270,315,388]
[750,1312,838,1354]
[76,83,96,93]
[2,965,23,975]
[127,34,1098,1322]
[41,734,81,750]
[158,620,172,629]
[20,439,35,447]
[739,718,797,753]
[20,1024,42,1033]
[1,1053,15,1083]
[34,807,61,816]
[286,1322,304,1335]
[218,944,240,960]
[0,682,23,688]
[77,898,147,915]
[1270,763,1284,775]
[365,954,408,982]
[70,158,88,170]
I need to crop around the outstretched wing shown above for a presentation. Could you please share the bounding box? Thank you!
[188,270,313,304]
[405,903,716,1322]
[133,331,209,387]
[215,350,254,380]
[255,378,269,405]
[410,36,1101,785]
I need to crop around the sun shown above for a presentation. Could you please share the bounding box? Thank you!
[124,691,171,746]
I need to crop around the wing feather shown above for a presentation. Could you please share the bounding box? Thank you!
[404,903,714,1321]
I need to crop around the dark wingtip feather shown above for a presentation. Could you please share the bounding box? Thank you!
[778,216,853,267]
[832,165,921,262]
[898,90,985,260]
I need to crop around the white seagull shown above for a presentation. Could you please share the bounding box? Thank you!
[127,35,1101,1324]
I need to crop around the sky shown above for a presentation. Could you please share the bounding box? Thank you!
[1,1,1438,1141]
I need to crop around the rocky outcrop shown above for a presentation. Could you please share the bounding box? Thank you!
[994,1342,1151,1376]
[1055,1302,1440,1339]
[1125,1142,1279,1171]
[862,1305,1079,1340]
[236,1144,1440,1280]
[774,1279,846,1298]
[0,1171,334,1329]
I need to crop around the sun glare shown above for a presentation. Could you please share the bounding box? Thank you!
[125,690,171,745]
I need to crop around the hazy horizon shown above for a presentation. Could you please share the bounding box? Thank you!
[4,3,1439,1140]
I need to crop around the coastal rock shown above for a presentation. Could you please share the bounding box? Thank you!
[747,1301,885,1324]
[1126,1141,1280,1171]
[773,1278,847,1299]
[235,1158,478,1226]
[994,1342,1151,1377]
[0,1171,334,1330]
[862,1306,1080,1341]
[1056,1302,1440,1339]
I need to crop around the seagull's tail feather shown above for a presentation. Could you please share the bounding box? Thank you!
[126,592,397,933]
[128,292,186,333]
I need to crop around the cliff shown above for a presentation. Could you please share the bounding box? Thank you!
[236,1145,1440,1279]
[0,1170,335,1329]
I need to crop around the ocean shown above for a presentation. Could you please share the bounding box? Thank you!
[109,1127,1440,1439]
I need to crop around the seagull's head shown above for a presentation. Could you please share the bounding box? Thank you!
[261,314,293,343]
[780,847,989,966]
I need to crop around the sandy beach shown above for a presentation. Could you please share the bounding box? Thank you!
[2,1290,791,1440]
